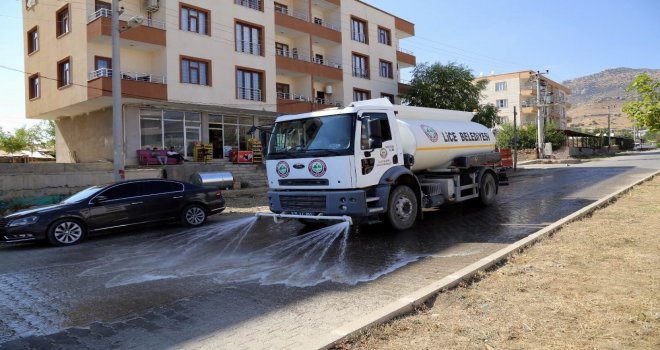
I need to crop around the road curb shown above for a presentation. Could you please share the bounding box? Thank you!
[313,169,660,350]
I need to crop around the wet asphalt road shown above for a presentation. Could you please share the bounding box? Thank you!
[1,151,659,349]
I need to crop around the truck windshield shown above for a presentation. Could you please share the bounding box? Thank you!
[267,113,354,159]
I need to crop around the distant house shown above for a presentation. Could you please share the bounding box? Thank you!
[0,150,55,163]
[475,71,571,129]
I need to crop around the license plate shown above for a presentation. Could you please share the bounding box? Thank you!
[289,211,319,216]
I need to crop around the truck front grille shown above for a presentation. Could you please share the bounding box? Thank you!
[279,179,329,186]
[280,195,326,212]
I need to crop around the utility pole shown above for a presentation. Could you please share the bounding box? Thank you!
[607,105,614,152]
[513,106,518,172]
[111,0,124,181]
[534,70,549,159]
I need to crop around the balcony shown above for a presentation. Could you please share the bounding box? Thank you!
[276,92,342,114]
[87,68,167,101]
[275,48,342,81]
[396,47,416,68]
[275,6,341,43]
[87,9,166,48]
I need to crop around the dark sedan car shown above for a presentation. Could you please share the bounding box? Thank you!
[0,179,226,246]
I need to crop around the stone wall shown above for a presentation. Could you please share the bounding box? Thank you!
[0,161,267,214]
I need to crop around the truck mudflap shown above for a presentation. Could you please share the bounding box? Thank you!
[255,212,353,225]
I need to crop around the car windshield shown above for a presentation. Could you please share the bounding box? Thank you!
[60,185,104,204]
[267,113,354,158]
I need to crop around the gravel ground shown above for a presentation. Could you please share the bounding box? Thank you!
[335,176,660,349]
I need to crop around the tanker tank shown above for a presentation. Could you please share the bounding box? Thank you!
[394,105,496,172]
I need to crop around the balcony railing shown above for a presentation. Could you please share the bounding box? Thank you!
[275,6,309,22]
[396,46,414,55]
[352,68,369,79]
[238,87,263,101]
[87,8,166,30]
[277,92,342,107]
[276,48,342,69]
[234,0,263,11]
[236,41,262,55]
[88,68,167,84]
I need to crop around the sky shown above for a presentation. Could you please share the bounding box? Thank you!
[1,0,658,131]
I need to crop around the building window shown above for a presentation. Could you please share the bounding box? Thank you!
[351,17,367,43]
[495,81,507,91]
[352,53,369,79]
[181,56,211,86]
[379,60,393,79]
[56,4,70,37]
[235,22,263,56]
[353,89,370,102]
[57,57,71,88]
[180,3,210,35]
[275,42,289,57]
[496,99,508,108]
[95,1,111,11]
[381,93,394,104]
[276,83,290,99]
[274,2,288,14]
[28,73,40,99]
[27,26,39,54]
[377,27,391,45]
[237,68,263,101]
[140,109,202,159]
[95,56,112,70]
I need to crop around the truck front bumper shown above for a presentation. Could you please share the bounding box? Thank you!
[267,190,369,216]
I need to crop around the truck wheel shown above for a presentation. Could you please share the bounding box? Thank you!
[387,185,417,231]
[47,219,85,246]
[478,172,497,206]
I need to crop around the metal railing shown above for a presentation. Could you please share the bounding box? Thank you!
[275,6,309,22]
[88,68,167,84]
[236,40,262,55]
[87,8,166,30]
[234,0,262,11]
[276,92,342,107]
[238,87,262,101]
[276,48,341,69]
[396,46,414,55]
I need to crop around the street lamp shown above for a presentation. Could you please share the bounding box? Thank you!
[111,0,143,181]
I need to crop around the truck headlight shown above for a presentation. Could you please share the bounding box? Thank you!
[8,216,39,227]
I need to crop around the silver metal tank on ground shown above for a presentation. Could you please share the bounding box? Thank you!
[190,171,234,189]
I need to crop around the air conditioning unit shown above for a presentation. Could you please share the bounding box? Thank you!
[144,0,159,12]
[324,85,333,94]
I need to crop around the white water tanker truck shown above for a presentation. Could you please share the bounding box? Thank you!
[256,98,507,230]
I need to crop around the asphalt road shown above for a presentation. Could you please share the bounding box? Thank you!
[1,151,659,350]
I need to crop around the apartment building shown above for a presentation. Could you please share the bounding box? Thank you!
[476,71,571,129]
[22,0,415,164]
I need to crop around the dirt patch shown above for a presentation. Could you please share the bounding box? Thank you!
[336,177,660,349]
[221,187,269,214]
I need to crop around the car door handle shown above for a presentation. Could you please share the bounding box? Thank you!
[130,202,143,205]
[172,196,183,199]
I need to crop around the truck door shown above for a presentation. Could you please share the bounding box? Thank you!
[356,112,398,188]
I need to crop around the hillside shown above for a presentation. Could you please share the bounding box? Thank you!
[563,68,660,131]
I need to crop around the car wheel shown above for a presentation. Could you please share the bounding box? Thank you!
[181,204,207,227]
[47,219,85,246]
[386,185,418,231]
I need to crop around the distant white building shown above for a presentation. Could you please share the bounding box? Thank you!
[475,71,571,129]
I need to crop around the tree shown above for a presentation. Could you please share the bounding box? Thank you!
[472,103,500,128]
[0,128,28,155]
[495,122,566,150]
[622,73,660,132]
[401,61,487,111]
